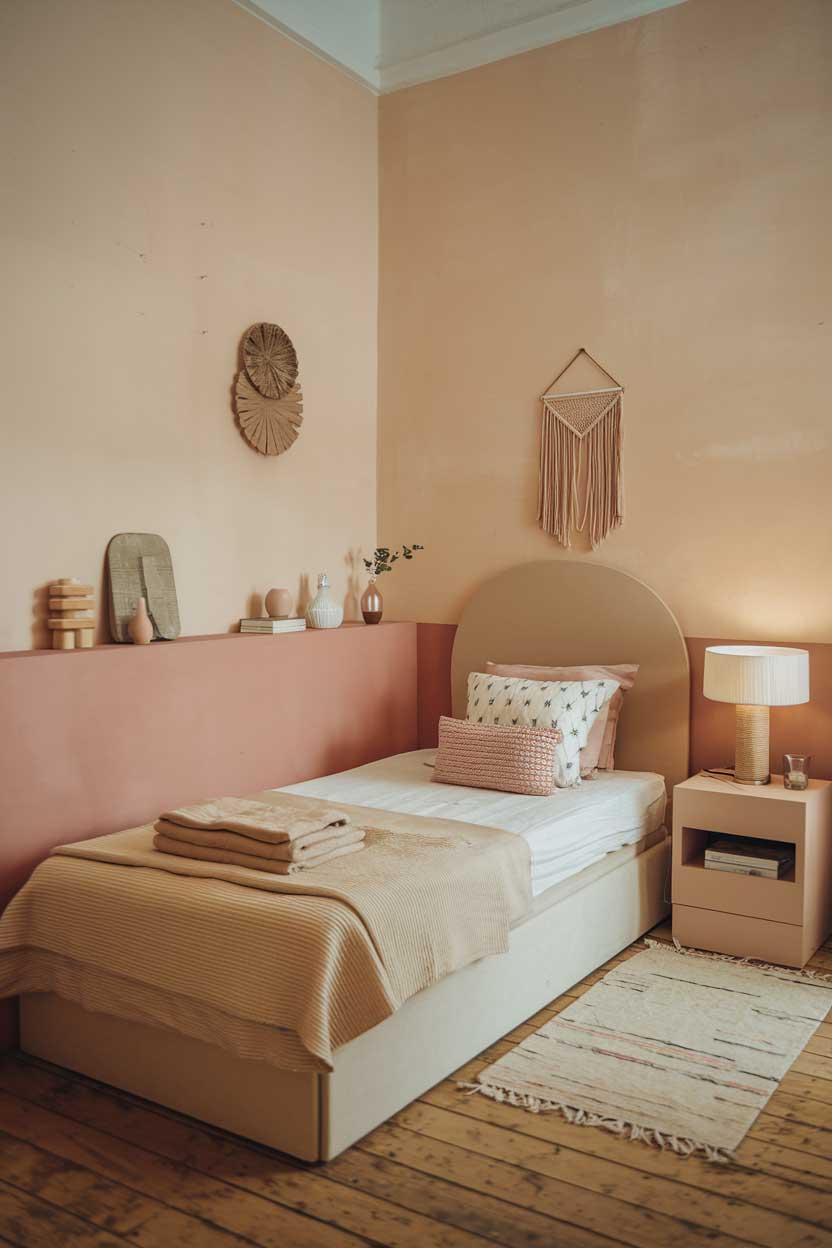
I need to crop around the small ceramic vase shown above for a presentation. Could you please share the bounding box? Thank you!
[265,587,293,619]
[361,577,383,625]
[128,597,154,645]
[306,573,343,629]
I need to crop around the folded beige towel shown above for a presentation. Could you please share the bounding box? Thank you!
[154,820,365,863]
[158,796,350,845]
[153,832,364,874]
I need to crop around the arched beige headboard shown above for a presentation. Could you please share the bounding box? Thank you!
[451,560,690,795]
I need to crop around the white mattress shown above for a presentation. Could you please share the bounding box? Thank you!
[281,750,667,897]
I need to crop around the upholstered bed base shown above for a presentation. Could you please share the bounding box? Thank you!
[20,836,669,1162]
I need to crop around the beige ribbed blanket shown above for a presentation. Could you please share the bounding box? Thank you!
[0,792,530,1071]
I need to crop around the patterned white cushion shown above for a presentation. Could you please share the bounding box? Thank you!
[465,672,620,788]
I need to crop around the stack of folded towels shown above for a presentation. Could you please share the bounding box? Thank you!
[153,797,364,874]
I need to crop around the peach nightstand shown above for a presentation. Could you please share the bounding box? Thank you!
[672,773,832,968]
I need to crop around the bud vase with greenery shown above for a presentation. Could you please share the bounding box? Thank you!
[361,545,423,625]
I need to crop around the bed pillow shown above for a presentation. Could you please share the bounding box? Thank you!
[485,662,639,773]
[432,716,562,796]
[466,672,620,788]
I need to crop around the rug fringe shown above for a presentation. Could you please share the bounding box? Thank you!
[459,1082,735,1164]
[644,938,832,985]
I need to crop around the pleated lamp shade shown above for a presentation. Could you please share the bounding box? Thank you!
[703,646,810,707]
[703,646,810,785]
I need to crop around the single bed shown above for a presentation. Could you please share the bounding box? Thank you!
[17,559,690,1161]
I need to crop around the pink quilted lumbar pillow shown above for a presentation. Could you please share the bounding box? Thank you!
[432,716,562,797]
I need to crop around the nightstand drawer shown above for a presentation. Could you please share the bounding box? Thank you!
[673,904,804,967]
[673,852,803,924]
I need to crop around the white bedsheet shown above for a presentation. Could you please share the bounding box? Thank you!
[281,750,666,897]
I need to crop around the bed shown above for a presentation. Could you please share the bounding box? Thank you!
[15,559,690,1161]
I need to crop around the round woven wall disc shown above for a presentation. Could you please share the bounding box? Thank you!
[235,371,303,456]
[242,322,298,399]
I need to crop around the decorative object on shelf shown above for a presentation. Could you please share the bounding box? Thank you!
[240,617,306,635]
[784,754,811,790]
[128,597,154,645]
[264,587,293,619]
[361,544,424,625]
[306,573,343,629]
[47,579,95,650]
[234,322,303,456]
[360,579,383,626]
[538,347,624,549]
[242,322,298,399]
[106,533,181,643]
[703,645,810,785]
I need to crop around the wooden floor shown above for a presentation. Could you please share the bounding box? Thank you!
[1,922,831,1248]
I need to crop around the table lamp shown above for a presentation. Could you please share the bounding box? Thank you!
[703,646,810,784]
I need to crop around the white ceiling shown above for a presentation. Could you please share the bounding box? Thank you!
[233,0,381,90]
[235,0,689,93]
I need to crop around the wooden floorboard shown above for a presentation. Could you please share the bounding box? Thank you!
[0,1177,129,1248]
[1,924,831,1248]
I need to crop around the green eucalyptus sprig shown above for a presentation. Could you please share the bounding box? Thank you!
[363,544,424,578]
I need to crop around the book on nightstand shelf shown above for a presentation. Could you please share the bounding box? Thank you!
[239,618,306,634]
[704,835,794,879]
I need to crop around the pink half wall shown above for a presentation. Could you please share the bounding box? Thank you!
[416,625,832,783]
[4,621,832,1051]
[0,623,419,1048]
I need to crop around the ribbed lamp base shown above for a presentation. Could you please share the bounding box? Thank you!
[734,704,770,785]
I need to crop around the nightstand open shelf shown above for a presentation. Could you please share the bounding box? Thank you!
[672,774,832,967]
[676,828,800,924]
[679,826,797,882]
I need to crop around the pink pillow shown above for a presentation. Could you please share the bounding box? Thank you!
[485,662,639,773]
[432,716,562,796]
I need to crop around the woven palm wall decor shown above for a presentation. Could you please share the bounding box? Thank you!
[538,347,624,549]
[234,322,304,456]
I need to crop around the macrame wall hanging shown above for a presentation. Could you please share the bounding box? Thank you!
[538,347,624,550]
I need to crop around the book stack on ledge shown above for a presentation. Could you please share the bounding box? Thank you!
[240,618,306,635]
[704,836,795,879]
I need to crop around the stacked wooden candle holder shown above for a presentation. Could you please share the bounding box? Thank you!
[48,579,95,650]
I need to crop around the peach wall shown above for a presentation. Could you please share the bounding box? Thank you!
[0,0,378,652]
[378,0,832,642]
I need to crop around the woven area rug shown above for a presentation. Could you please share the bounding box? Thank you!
[465,941,832,1161]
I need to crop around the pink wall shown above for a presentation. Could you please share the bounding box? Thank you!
[378,0,832,644]
[0,624,418,1047]
[0,0,378,652]
[0,625,418,911]
[4,620,831,1050]
[416,623,457,747]
[415,624,832,778]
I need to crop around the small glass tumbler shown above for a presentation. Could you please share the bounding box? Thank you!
[783,754,811,790]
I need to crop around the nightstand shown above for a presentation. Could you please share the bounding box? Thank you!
[672,773,832,968]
